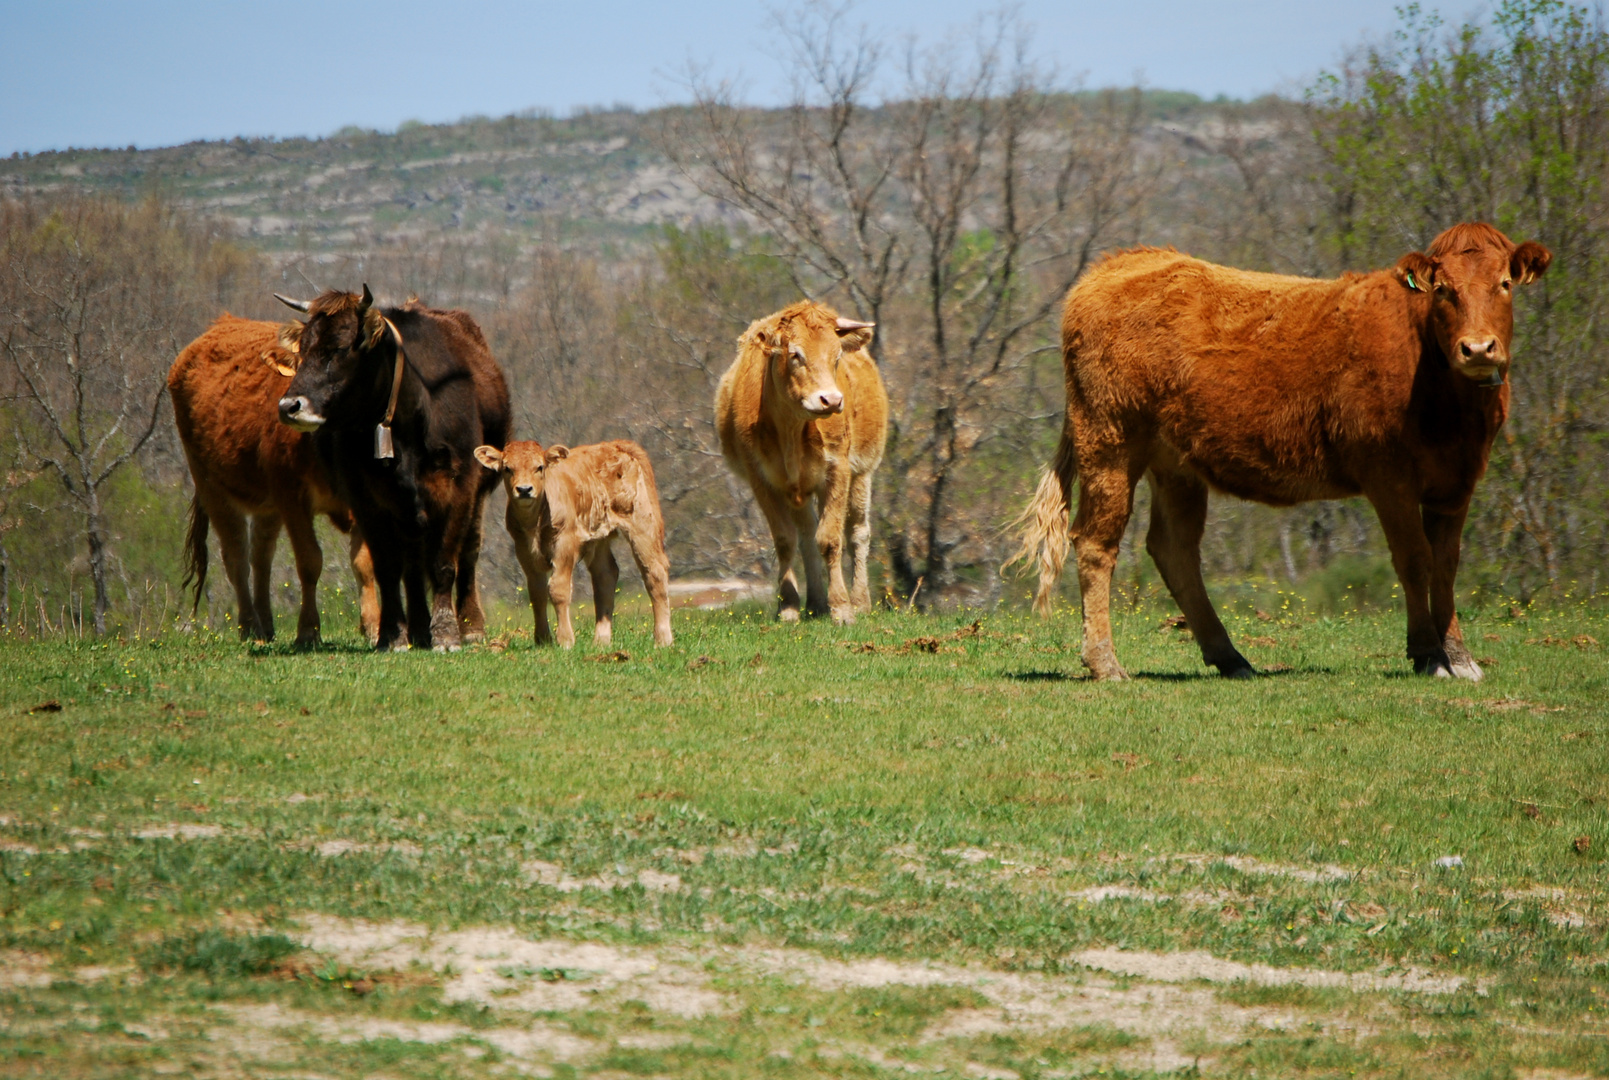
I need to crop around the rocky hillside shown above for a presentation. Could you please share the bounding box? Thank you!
[0,92,1290,259]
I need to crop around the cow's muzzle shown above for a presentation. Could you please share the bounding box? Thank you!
[278,395,326,430]
[802,388,845,416]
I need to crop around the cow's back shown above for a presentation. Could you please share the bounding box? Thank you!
[1063,249,1416,503]
[548,440,662,542]
[169,315,330,511]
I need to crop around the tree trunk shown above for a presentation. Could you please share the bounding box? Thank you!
[84,495,110,636]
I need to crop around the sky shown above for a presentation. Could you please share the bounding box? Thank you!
[1,0,1428,156]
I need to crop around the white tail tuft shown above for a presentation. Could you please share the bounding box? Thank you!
[1001,434,1077,616]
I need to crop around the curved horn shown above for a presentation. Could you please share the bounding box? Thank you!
[835,317,874,332]
[274,293,312,313]
[357,283,374,314]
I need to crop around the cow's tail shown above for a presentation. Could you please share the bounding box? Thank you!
[182,494,208,612]
[1001,432,1078,618]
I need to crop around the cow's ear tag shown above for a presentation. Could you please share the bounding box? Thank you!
[375,424,395,459]
[1405,271,1422,292]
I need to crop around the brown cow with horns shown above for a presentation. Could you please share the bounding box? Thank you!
[169,315,379,646]
[1009,222,1551,681]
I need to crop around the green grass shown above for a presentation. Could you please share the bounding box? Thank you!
[1,602,1606,1077]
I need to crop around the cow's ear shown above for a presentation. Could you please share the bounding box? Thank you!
[545,444,569,465]
[753,328,775,352]
[836,320,875,353]
[362,307,388,350]
[473,445,503,472]
[1395,252,1438,293]
[270,323,303,376]
[1511,241,1552,285]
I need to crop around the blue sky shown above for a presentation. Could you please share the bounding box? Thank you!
[2,0,1427,155]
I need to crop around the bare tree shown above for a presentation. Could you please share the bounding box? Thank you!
[0,195,248,633]
[666,6,1151,600]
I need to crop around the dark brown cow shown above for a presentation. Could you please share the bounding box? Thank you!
[275,288,510,652]
[1009,222,1551,681]
[169,314,378,646]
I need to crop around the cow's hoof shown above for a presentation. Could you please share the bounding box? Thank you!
[293,634,322,651]
[779,608,801,624]
[377,641,410,653]
[831,607,855,626]
[461,631,486,645]
[1218,661,1257,679]
[433,643,462,653]
[1414,654,1453,677]
[1448,657,1484,681]
[1082,644,1130,681]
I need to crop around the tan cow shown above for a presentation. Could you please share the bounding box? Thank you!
[475,439,673,648]
[715,300,887,624]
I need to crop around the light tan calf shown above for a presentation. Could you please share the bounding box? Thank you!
[475,439,673,648]
[715,300,888,624]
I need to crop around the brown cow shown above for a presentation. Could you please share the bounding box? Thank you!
[1009,222,1551,681]
[474,440,673,648]
[169,314,378,646]
[715,301,886,624]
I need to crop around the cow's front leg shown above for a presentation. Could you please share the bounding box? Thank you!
[369,539,410,652]
[847,471,874,613]
[815,457,854,623]
[404,561,432,649]
[548,536,582,648]
[751,481,802,622]
[428,553,463,652]
[792,499,829,618]
[1424,504,1481,680]
[511,526,552,644]
[346,523,381,646]
[1368,489,1445,674]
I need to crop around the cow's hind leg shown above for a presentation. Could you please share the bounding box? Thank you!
[1145,469,1252,678]
[249,514,281,642]
[202,496,255,640]
[282,508,325,648]
[1072,446,1143,681]
[1425,505,1481,680]
[586,541,619,647]
[847,471,874,614]
[454,494,488,645]
[623,523,674,647]
[345,523,381,647]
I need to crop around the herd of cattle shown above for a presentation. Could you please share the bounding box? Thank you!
[168,221,1549,681]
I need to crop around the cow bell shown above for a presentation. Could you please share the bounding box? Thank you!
[375,423,395,460]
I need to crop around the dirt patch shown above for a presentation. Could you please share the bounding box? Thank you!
[134,824,224,841]
[294,915,723,1018]
[1073,947,1480,994]
[1069,885,1227,906]
[213,1001,597,1062]
[520,859,685,893]
[0,950,54,989]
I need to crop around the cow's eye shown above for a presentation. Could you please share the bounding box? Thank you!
[1501,279,1512,292]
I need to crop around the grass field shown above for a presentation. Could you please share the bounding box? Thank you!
[1,599,1606,1078]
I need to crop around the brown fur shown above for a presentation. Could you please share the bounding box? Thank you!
[715,301,888,623]
[168,314,378,646]
[1009,222,1551,681]
[475,440,673,648]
